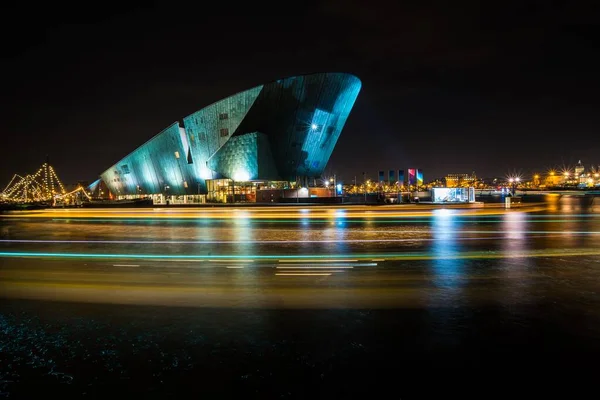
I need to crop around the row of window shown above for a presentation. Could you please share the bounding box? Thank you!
[178,129,230,149]
[193,112,229,125]
[194,113,228,123]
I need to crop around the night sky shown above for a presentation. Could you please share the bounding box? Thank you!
[1,0,599,185]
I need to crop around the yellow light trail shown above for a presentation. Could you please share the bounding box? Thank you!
[276,266,354,269]
[275,270,345,273]
[0,204,549,219]
[278,259,359,263]
[275,273,332,276]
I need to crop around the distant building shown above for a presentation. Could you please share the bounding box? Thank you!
[575,160,590,186]
[575,160,585,178]
[445,173,477,188]
[543,172,561,187]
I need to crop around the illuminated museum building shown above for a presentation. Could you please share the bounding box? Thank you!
[99,73,361,203]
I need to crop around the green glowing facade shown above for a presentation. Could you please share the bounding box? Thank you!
[100,73,361,196]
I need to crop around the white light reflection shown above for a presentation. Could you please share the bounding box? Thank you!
[334,209,347,227]
[300,208,310,227]
[428,208,465,310]
[322,209,349,255]
[500,211,533,305]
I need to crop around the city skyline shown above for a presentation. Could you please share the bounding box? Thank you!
[1,1,598,184]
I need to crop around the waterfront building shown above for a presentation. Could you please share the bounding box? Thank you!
[98,73,361,203]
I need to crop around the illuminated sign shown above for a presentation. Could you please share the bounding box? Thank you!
[388,170,395,184]
[416,169,423,186]
[408,168,416,186]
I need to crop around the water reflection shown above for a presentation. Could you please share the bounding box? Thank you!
[499,211,533,306]
[232,210,252,255]
[323,209,349,255]
[428,209,465,305]
[424,209,470,345]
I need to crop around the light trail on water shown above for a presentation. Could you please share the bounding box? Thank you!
[2,248,600,261]
[1,231,593,246]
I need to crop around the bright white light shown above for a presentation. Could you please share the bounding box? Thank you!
[433,209,453,218]
[515,177,520,182]
[311,123,318,130]
[232,170,250,181]
[200,167,213,180]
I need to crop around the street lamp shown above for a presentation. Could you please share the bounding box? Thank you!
[362,172,367,204]
[508,177,520,196]
[330,175,336,197]
[508,178,519,196]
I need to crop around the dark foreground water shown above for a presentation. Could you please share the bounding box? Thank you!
[2,198,600,398]
[3,300,599,398]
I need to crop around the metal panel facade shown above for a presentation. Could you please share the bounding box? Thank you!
[234,73,361,180]
[100,122,198,196]
[206,132,279,181]
[183,86,264,186]
[100,73,361,195]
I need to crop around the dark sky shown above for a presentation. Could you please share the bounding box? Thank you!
[1,0,599,185]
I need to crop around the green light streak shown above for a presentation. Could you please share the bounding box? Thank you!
[0,251,424,259]
[1,249,600,261]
